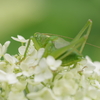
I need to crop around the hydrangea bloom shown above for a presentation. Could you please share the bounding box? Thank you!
[11,35,28,43]
[0,35,100,100]
[0,41,10,58]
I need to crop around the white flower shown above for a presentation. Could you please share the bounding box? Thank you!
[83,97,91,100]
[8,91,27,100]
[32,48,45,66]
[87,88,100,99]
[3,53,18,73]
[85,56,96,71]
[4,53,18,64]
[18,40,35,56]
[0,41,10,58]
[34,58,53,82]
[27,87,57,100]
[53,78,78,96]
[20,48,45,77]
[6,73,18,84]
[11,35,28,43]
[18,46,26,55]
[94,61,100,75]
[0,70,18,84]
[77,56,95,74]
[0,61,6,71]
[20,58,35,77]
[46,56,62,71]
[0,70,6,81]
[11,81,27,92]
[18,45,35,56]
[27,83,43,93]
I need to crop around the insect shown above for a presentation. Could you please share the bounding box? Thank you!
[24,19,92,66]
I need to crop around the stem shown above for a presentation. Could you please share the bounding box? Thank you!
[31,36,41,50]
[41,82,47,87]
[25,84,30,94]
[23,39,31,58]
[16,39,31,64]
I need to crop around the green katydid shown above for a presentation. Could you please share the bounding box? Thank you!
[23,19,92,66]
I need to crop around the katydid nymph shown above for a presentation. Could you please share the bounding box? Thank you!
[25,19,92,66]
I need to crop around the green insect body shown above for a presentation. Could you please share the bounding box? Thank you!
[29,19,92,66]
[31,33,58,56]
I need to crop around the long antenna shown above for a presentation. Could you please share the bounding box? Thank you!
[43,33,100,49]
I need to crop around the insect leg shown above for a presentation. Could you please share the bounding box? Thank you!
[50,35,87,59]
[71,19,92,53]
[79,19,92,53]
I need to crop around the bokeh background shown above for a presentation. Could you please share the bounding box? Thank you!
[0,0,100,61]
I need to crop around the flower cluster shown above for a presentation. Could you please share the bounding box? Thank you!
[0,35,100,100]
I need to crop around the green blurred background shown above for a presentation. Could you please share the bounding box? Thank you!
[0,0,100,61]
